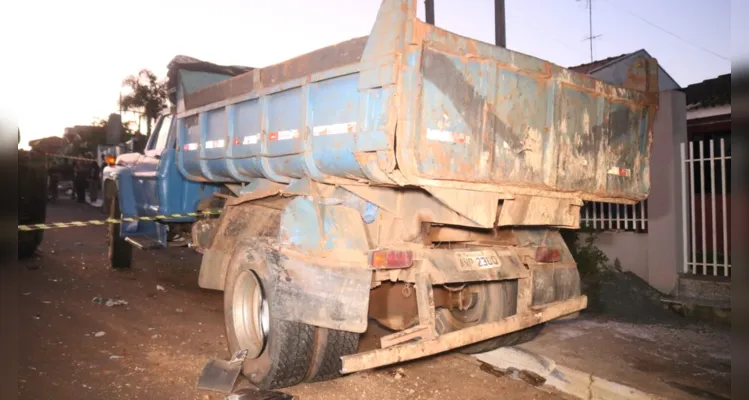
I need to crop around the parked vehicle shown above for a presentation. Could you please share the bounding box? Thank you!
[103,0,658,390]
[18,146,47,259]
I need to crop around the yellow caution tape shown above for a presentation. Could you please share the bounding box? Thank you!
[18,209,222,231]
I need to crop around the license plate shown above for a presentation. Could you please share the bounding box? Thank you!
[455,250,502,270]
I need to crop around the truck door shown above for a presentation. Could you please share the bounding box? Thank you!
[133,114,173,216]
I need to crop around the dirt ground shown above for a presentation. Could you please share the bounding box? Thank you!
[519,264,732,400]
[17,201,566,400]
[524,316,731,400]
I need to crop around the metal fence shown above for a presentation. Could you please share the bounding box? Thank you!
[580,200,648,232]
[680,137,731,277]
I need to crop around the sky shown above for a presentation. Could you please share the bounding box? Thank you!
[5,0,731,148]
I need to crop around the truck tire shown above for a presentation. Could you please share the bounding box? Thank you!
[435,280,544,354]
[223,239,315,389]
[107,191,132,269]
[305,327,360,383]
[18,231,43,259]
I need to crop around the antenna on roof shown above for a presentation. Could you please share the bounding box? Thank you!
[578,0,602,62]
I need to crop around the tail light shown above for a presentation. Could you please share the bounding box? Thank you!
[369,250,413,269]
[106,155,116,166]
[535,246,561,263]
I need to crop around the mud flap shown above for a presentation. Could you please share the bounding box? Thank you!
[270,254,371,333]
[197,349,248,394]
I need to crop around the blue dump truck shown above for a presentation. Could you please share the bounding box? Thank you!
[103,0,658,390]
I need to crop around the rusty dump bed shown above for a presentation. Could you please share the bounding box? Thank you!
[175,0,659,206]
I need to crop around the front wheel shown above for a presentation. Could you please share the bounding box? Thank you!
[107,190,132,269]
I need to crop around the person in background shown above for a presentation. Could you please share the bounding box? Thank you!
[73,160,88,203]
[48,160,60,202]
[88,153,101,203]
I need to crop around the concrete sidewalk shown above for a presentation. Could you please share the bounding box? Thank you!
[476,315,730,400]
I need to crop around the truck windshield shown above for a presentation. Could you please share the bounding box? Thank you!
[149,115,173,153]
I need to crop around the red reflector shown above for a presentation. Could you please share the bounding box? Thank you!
[369,250,413,269]
[535,247,561,263]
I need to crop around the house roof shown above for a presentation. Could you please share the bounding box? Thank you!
[569,49,681,90]
[569,53,631,74]
[683,73,731,110]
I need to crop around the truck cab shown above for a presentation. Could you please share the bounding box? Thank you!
[103,111,229,267]
[102,57,254,268]
[102,112,220,266]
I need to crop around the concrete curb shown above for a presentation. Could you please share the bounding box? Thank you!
[473,347,664,400]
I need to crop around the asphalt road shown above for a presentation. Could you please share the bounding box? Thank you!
[17,200,565,400]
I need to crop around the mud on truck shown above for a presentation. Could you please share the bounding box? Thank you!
[102,0,658,390]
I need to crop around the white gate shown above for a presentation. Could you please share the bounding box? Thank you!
[680,137,731,277]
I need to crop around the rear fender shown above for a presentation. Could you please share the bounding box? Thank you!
[271,248,372,333]
[200,196,373,333]
[272,196,373,333]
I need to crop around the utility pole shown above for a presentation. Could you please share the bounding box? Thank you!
[426,0,505,48]
[580,0,601,62]
[425,0,435,25]
[495,0,506,48]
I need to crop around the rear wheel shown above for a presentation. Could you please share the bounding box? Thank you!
[107,191,132,269]
[305,327,360,383]
[223,239,359,389]
[224,239,314,389]
[435,281,544,354]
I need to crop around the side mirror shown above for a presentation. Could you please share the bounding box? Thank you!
[106,113,123,145]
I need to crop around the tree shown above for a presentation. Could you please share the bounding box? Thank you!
[92,117,137,143]
[119,69,167,136]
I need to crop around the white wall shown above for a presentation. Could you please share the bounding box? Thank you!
[589,231,649,278]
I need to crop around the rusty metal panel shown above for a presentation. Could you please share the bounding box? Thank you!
[415,47,553,185]
[404,40,655,202]
[184,36,368,111]
[259,36,368,88]
[340,295,588,374]
[185,71,257,111]
[497,195,583,228]
[197,203,282,291]
[174,0,658,209]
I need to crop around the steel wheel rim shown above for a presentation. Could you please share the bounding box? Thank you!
[232,270,269,359]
